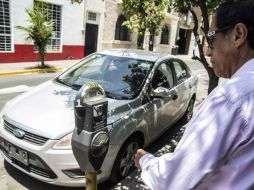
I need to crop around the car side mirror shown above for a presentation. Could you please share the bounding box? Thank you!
[151,87,171,98]
[151,87,178,100]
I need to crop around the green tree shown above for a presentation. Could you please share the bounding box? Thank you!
[16,4,53,67]
[122,0,168,50]
[173,0,222,94]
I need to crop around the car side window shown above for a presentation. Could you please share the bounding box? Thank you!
[152,62,174,89]
[172,60,189,84]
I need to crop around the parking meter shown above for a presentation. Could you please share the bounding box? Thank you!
[71,82,109,173]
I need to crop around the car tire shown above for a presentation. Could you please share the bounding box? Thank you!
[110,135,142,183]
[181,97,195,124]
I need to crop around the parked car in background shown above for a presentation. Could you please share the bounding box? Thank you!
[0,49,198,187]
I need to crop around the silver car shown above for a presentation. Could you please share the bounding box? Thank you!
[0,49,198,187]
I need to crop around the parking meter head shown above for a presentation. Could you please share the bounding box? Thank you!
[80,82,105,103]
[71,82,109,172]
[74,82,107,132]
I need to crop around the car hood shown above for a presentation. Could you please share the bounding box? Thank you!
[2,80,133,139]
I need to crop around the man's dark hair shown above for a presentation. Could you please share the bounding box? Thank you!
[216,0,254,49]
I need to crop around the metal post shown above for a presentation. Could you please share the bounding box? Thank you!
[86,171,97,190]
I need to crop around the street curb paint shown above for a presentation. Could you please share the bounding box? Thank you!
[0,67,62,77]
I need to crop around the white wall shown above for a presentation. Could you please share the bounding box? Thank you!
[12,0,33,44]
[84,0,105,51]
[188,33,200,57]
[85,0,104,13]
[61,0,84,45]
[11,0,84,46]
[101,0,136,51]
[144,14,180,54]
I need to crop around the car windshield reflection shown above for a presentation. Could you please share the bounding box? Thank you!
[56,54,154,100]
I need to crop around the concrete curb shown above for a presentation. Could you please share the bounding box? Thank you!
[0,67,63,77]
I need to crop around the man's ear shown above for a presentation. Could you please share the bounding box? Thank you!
[233,23,248,48]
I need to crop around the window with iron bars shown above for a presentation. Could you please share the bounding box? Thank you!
[88,12,96,21]
[0,0,12,52]
[34,0,62,52]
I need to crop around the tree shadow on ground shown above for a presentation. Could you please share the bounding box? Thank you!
[112,120,187,190]
[25,64,54,70]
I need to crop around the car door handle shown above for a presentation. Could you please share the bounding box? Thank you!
[172,94,178,100]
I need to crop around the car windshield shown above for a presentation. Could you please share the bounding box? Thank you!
[56,53,154,100]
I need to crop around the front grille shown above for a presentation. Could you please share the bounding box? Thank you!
[0,138,57,179]
[30,165,57,179]
[3,120,48,146]
[62,169,85,179]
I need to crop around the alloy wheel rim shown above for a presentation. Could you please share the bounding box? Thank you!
[187,100,194,121]
[119,142,139,177]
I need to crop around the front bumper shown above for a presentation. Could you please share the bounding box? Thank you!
[0,116,120,187]
[0,134,88,187]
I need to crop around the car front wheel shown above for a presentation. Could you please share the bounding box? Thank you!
[110,135,142,183]
[181,97,195,123]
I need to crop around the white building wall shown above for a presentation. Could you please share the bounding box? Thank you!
[101,0,136,50]
[84,0,105,51]
[101,0,180,53]
[61,1,84,45]
[12,0,33,44]
[85,0,104,12]
[143,13,179,54]
[11,0,181,55]
[188,33,200,57]
[12,0,84,46]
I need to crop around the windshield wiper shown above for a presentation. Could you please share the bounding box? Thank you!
[56,78,72,87]
[105,91,130,100]
[71,84,82,90]
[105,91,117,99]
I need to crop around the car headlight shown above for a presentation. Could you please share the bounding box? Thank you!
[52,133,72,150]
[107,124,113,133]
[52,124,113,150]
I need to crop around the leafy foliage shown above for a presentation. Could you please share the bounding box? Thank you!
[173,0,221,14]
[16,4,53,67]
[122,0,168,33]
[173,0,223,93]
[122,0,168,49]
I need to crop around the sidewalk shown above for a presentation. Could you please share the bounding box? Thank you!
[0,55,194,77]
[0,59,81,77]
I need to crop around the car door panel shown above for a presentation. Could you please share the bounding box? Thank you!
[171,59,192,116]
[146,61,179,140]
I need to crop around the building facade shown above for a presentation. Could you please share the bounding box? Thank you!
[0,0,85,63]
[0,0,189,63]
[100,0,180,54]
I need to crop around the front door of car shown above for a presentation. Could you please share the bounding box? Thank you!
[171,59,192,116]
[145,61,179,140]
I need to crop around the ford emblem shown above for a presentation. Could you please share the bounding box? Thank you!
[13,129,26,139]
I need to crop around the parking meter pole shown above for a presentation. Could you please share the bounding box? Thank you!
[71,82,109,190]
[86,172,97,190]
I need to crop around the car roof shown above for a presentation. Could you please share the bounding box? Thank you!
[99,48,175,62]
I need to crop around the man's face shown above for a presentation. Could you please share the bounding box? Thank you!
[206,18,236,78]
